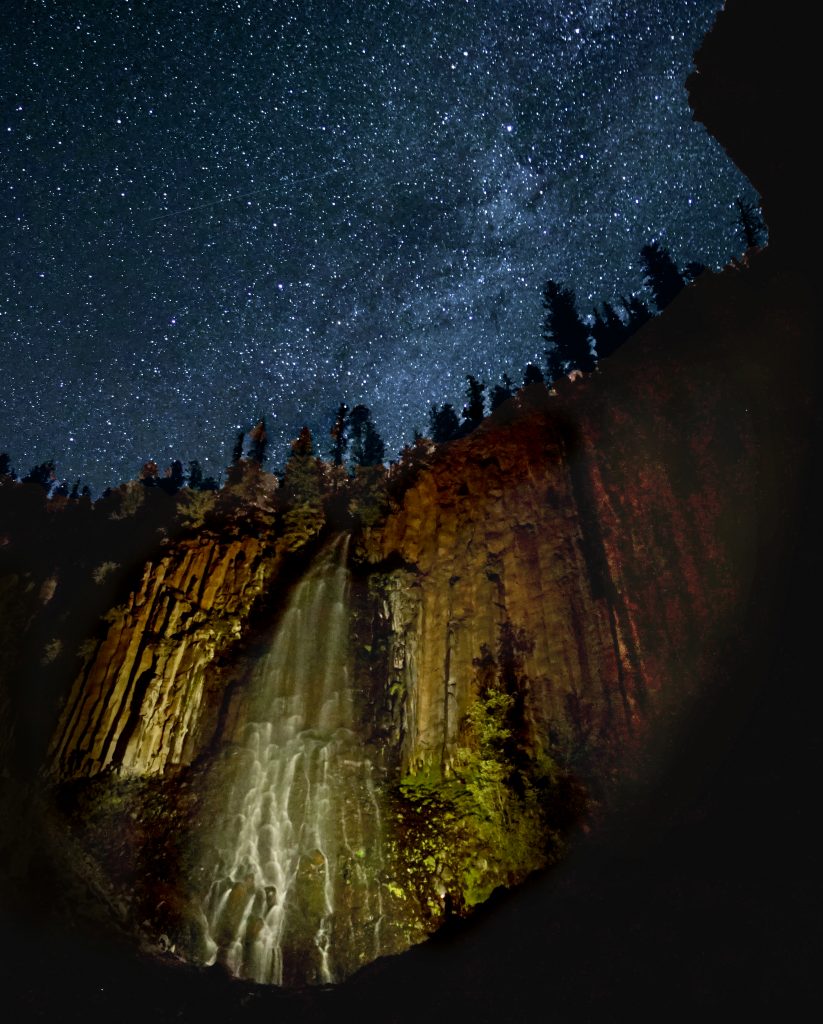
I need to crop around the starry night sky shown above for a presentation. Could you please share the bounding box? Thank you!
[2,0,757,493]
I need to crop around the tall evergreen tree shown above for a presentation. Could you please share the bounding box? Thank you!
[640,242,685,311]
[461,375,486,432]
[359,420,385,467]
[0,453,13,479]
[590,301,628,359]
[231,429,245,465]
[542,279,595,374]
[283,427,321,504]
[248,418,268,464]
[346,404,386,467]
[329,403,349,467]
[429,403,460,443]
[735,197,766,249]
[544,345,565,383]
[620,293,653,333]
[188,460,203,490]
[348,404,370,467]
[489,373,514,412]
[157,459,185,495]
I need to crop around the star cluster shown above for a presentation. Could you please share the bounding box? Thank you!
[2,0,756,492]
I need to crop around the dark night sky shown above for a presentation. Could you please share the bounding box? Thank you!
[1,0,757,493]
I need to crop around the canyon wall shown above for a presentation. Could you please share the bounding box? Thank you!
[48,534,278,778]
[45,277,760,796]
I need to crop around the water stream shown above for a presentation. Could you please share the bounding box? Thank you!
[196,534,386,986]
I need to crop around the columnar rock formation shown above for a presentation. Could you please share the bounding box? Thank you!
[48,535,277,777]
[47,344,757,792]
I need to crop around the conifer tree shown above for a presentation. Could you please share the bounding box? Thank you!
[640,242,685,311]
[283,427,320,498]
[158,459,185,495]
[329,403,349,467]
[429,403,460,443]
[248,418,268,464]
[523,363,545,386]
[489,374,514,412]
[188,460,203,490]
[22,460,57,491]
[348,405,385,467]
[231,429,245,465]
[591,301,628,359]
[359,420,385,467]
[461,375,486,432]
[281,427,325,548]
[544,345,565,383]
[735,197,766,249]
[620,293,653,333]
[542,279,595,374]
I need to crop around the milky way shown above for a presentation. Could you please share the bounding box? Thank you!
[1,0,757,492]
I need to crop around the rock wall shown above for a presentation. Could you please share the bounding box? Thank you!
[361,319,758,782]
[48,535,276,778]
[47,296,761,790]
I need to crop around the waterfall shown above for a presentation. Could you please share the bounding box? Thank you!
[196,534,385,986]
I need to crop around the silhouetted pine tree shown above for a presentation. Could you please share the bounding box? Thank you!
[281,428,325,544]
[591,301,628,359]
[348,405,385,467]
[0,453,13,479]
[429,403,461,443]
[735,197,766,249]
[544,345,565,383]
[231,429,245,465]
[248,418,268,464]
[461,375,486,433]
[523,363,545,386]
[158,459,185,495]
[348,404,370,467]
[640,242,685,311]
[620,293,653,333]
[188,460,203,489]
[22,461,56,491]
[359,420,385,467]
[489,374,514,411]
[542,280,595,374]
[329,403,349,466]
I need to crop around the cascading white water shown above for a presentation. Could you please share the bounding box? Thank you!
[196,535,386,986]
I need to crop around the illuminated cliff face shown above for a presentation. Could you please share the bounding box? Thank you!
[36,283,765,982]
[48,535,276,778]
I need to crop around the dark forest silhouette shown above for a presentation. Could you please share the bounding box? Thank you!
[1,214,765,502]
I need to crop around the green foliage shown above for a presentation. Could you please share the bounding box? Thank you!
[281,427,325,549]
[389,622,580,919]
[347,464,388,528]
[177,487,218,531]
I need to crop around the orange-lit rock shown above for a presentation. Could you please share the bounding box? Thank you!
[48,535,276,777]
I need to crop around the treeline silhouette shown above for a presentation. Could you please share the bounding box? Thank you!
[2,208,765,499]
